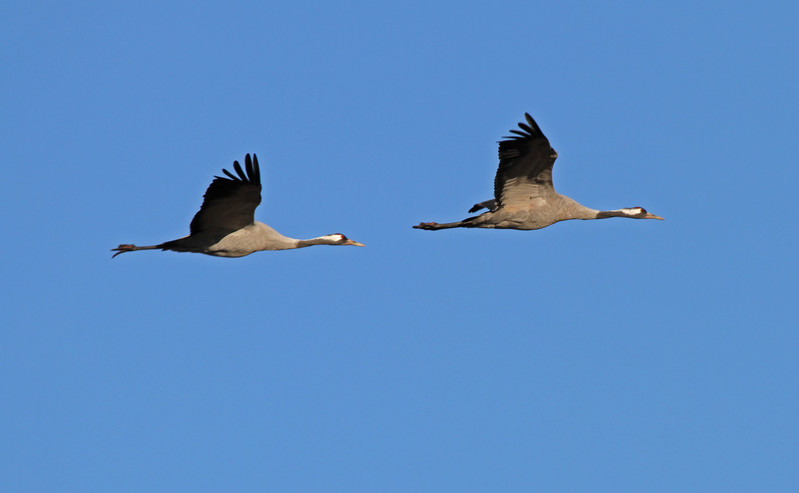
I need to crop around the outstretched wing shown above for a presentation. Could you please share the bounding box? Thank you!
[493,113,558,210]
[189,153,262,235]
[468,199,497,213]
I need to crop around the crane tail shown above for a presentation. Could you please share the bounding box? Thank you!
[111,244,160,258]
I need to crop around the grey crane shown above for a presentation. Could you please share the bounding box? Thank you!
[414,113,663,231]
[112,154,364,258]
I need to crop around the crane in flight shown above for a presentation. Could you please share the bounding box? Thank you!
[112,154,364,258]
[414,113,663,231]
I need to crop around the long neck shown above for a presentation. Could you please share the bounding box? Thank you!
[557,196,600,220]
[557,196,644,221]
[296,235,342,248]
[595,208,642,219]
[246,222,302,251]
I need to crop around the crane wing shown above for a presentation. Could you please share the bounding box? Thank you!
[493,113,558,210]
[189,153,262,236]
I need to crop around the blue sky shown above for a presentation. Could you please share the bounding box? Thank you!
[2,1,798,491]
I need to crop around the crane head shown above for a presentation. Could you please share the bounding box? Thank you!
[320,233,365,246]
[627,207,664,220]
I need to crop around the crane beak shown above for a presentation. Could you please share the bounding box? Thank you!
[644,213,665,220]
[344,239,366,247]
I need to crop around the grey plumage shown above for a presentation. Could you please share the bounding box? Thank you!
[112,154,364,258]
[414,113,663,231]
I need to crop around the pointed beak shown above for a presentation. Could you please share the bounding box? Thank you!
[344,239,366,247]
[645,213,665,220]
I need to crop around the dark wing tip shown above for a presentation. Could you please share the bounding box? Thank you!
[251,154,261,185]
[517,122,534,134]
[217,155,261,186]
[499,112,548,145]
[242,154,261,186]
[244,154,254,181]
[233,159,247,181]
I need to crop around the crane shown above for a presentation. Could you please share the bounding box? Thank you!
[112,154,364,258]
[414,113,663,231]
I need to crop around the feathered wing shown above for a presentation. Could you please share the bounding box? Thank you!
[493,113,559,210]
[468,199,496,213]
[189,153,262,236]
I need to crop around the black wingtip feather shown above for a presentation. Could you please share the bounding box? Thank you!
[233,161,246,181]
[216,155,262,185]
[498,112,549,146]
[252,154,260,185]
[524,113,542,135]
[244,154,254,181]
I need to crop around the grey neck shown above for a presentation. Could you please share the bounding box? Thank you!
[559,197,601,220]
[595,209,635,219]
[557,197,637,221]
[296,237,338,248]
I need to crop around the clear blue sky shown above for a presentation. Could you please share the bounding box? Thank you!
[3,1,798,491]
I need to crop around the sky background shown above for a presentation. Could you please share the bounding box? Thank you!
[2,1,798,491]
